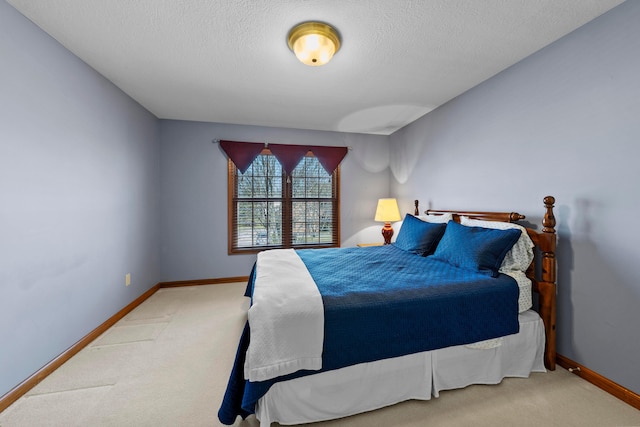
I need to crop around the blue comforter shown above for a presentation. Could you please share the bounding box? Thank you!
[219,245,519,424]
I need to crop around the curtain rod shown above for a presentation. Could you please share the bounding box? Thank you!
[212,139,352,150]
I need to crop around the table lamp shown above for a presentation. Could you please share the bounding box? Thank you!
[375,198,401,244]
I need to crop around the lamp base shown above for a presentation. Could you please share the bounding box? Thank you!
[381,222,394,245]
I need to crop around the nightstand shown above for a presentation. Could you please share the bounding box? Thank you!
[357,242,384,247]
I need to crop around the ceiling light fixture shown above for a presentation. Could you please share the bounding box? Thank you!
[287,21,341,66]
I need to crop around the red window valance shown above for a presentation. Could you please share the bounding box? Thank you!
[218,140,348,175]
[219,140,264,174]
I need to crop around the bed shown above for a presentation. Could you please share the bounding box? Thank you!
[219,196,557,426]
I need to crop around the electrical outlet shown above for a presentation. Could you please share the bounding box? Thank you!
[125,273,131,286]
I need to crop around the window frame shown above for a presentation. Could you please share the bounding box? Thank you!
[227,148,341,254]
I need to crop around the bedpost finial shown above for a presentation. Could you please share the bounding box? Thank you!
[543,196,556,233]
[414,200,419,216]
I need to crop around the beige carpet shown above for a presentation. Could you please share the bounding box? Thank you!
[1,282,639,427]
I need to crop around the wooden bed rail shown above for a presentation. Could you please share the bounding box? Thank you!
[414,196,557,370]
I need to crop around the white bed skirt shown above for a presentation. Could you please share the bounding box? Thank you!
[255,310,546,426]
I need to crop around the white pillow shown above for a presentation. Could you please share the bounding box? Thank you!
[417,213,453,224]
[460,216,534,272]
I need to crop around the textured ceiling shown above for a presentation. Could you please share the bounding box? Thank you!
[7,0,625,135]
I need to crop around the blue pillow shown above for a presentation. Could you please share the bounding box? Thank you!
[393,214,447,255]
[432,221,521,277]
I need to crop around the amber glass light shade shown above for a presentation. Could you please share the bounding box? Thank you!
[287,22,341,66]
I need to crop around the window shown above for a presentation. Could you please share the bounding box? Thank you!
[228,149,340,253]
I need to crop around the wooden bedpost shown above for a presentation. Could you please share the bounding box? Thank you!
[539,196,557,370]
[414,200,419,216]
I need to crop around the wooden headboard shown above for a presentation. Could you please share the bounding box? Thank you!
[414,196,557,370]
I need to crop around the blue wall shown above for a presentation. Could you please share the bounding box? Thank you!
[0,1,161,397]
[0,1,390,398]
[158,120,391,282]
[3,0,639,404]
[389,1,640,395]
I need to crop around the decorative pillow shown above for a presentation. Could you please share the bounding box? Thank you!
[433,221,521,277]
[394,214,447,256]
[416,213,453,224]
[460,217,534,272]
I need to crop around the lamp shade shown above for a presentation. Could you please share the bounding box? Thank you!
[287,22,341,66]
[375,198,401,223]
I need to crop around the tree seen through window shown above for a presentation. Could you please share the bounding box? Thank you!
[229,149,339,253]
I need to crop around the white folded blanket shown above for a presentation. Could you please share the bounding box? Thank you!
[244,249,324,382]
